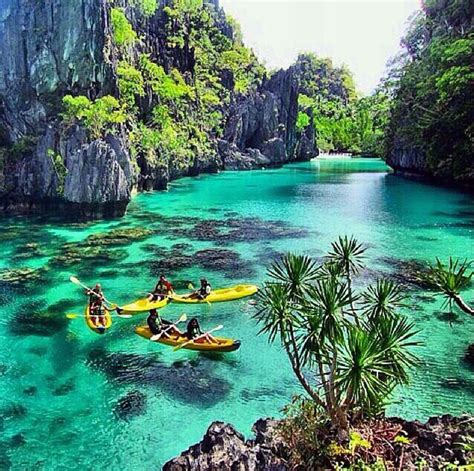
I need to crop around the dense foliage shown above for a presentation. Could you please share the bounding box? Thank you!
[255,237,420,437]
[294,53,389,155]
[385,0,474,180]
[62,0,264,170]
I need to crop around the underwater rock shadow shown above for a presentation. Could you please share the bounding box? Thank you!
[9,299,69,337]
[86,349,231,407]
[148,245,256,279]
[114,390,147,421]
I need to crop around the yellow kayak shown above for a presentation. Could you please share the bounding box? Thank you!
[85,304,112,335]
[135,326,241,352]
[119,296,170,314]
[170,284,258,304]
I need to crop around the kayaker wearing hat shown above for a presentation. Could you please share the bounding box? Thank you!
[185,278,212,300]
[85,283,108,329]
[148,274,174,302]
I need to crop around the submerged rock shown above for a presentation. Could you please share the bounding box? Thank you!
[86,228,153,246]
[9,299,69,336]
[114,390,147,421]
[464,344,474,370]
[0,267,46,286]
[87,349,231,407]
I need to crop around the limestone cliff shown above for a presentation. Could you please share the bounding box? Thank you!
[0,0,317,218]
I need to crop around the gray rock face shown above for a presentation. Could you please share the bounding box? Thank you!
[164,415,473,470]
[163,419,288,471]
[222,66,316,167]
[1,124,134,217]
[386,145,428,176]
[0,0,110,141]
[62,130,133,205]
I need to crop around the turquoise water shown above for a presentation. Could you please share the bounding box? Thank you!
[0,158,473,469]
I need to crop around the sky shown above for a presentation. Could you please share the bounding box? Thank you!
[219,0,421,95]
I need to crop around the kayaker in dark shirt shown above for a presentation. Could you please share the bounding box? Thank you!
[185,279,212,300]
[147,309,177,337]
[148,275,174,302]
[185,318,218,344]
[86,283,107,329]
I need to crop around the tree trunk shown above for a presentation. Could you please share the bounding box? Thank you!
[453,294,474,316]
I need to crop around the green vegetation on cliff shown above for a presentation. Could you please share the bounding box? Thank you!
[294,53,389,155]
[62,0,264,171]
[385,0,474,180]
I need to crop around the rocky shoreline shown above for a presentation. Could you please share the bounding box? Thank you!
[163,415,474,470]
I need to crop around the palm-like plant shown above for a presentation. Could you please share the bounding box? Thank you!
[426,257,473,316]
[361,279,406,322]
[254,238,420,438]
[267,253,321,300]
[327,235,366,279]
[327,235,366,325]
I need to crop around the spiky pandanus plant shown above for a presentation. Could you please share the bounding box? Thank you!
[255,239,420,438]
[426,257,474,316]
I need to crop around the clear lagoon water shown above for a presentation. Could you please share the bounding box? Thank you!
[0,158,473,469]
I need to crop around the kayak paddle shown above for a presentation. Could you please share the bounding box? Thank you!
[173,324,223,352]
[69,275,126,316]
[186,283,211,305]
[150,313,187,341]
[66,312,132,320]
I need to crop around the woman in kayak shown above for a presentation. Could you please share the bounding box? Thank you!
[86,283,108,329]
[185,318,218,344]
[185,279,212,300]
[148,275,174,301]
[147,309,180,337]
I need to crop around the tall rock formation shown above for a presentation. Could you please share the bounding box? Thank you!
[0,0,316,218]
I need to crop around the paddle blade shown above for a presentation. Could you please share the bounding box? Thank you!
[117,313,132,319]
[66,313,78,319]
[178,313,187,323]
[150,333,162,342]
[69,276,81,285]
[187,283,194,290]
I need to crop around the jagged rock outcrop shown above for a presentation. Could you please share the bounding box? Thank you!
[163,419,288,471]
[220,67,316,169]
[0,0,316,218]
[164,415,473,470]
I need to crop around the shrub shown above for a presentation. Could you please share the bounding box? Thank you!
[111,8,137,46]
[62,95,126,139]
[117,62,145,108]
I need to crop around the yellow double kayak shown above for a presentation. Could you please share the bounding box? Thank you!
[170,284,258,304]
[119,296,170,314]
[135,326,241,353]
[85,304,112,335]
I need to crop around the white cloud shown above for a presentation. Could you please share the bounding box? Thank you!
[220,0,421,94]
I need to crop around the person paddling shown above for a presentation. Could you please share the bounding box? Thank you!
[185,318,218,344]
[86,283,108,329]
[147,309,180,337]
[148,274,174,302]
[185,278,212,300]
